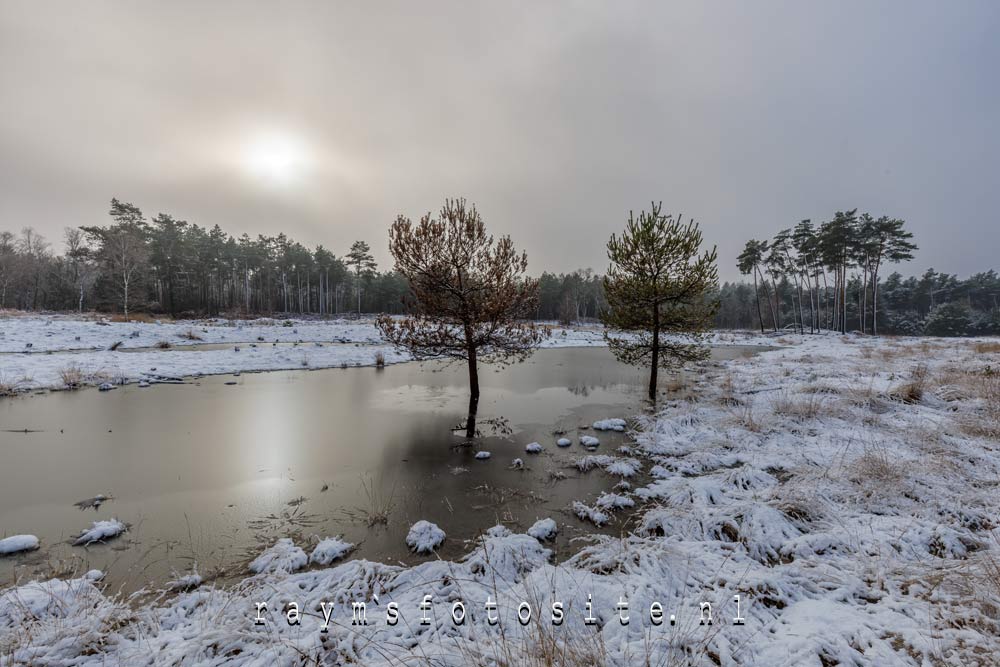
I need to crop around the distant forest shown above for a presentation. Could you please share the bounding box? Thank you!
[0,200,997,336]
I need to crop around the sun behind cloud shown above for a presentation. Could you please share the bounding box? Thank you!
[242,130,311,186]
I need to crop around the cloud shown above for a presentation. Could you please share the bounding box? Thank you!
[1,1,997,279]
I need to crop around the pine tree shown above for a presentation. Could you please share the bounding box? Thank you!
[346,240,376,315]
[602,203,719,402]
[376,198,546,436]
[737,239,767,333]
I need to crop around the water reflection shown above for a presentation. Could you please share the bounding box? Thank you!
[0,345,765,592]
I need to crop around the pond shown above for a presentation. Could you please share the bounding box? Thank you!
[0,345,763,593]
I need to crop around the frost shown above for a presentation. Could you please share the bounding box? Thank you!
[248,538,307,574]
[594,492,635,511]
[405,520,445,554]
[572,501,610,526]
[309,537,355,565]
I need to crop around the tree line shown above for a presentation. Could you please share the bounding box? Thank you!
[0,198,608,322]
[736,210,917,335]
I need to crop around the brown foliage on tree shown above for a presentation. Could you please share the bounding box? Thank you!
[376,199,546,433]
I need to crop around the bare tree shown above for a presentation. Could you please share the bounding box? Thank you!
[376,198,547,436]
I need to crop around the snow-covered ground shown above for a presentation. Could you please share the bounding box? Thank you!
[3,330,998,665]
[0,312,775,393]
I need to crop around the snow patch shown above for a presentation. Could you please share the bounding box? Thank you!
[406,520,445,554]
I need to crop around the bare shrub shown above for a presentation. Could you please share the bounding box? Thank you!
[154,340,172,349]
[59,364,85,389]
[178,328,203,341]
[374,350,385,368]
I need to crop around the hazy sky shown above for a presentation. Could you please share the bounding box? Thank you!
[1,1,997,281]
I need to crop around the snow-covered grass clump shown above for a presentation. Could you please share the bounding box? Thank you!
[594,492,635,510]
[248,538,307,574]
[556,437,572,446]
[0,535,39,555]
[525,441,543,453]
[73,519,126,545]
[527,518,557,541]
[406,520,445,554]
[593,417,627,431]
[580,435,600,447]
[571,500,610,526]
[474,450,491,460]
[310,537,355,565]
[166,570,202,591]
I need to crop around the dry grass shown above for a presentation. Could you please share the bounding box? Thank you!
[154,340,172,349]
[374,350,385,368]
[108,312,158,323]
[340,475,396,527]
[178,328,203,341]
[771,391,838,420]
[851,442,906,489]
[59,363,85,389]
[888,364,928,404]
[973,341,1000,354]
[0,373,32,397]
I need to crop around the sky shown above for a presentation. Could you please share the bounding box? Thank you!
[1,1,998,282]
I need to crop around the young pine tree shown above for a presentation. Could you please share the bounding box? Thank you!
[602,203,719,401]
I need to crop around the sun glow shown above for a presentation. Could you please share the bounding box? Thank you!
[243,132,309,185]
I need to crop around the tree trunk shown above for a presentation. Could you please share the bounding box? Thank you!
[465,325,480,438]
[649,307,659,402]
[752,271,764,333]
[872,269,880,335]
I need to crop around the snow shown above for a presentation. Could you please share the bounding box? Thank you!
[474,450,491,460]
[248,538,307,574]
[73,519,125,545]
[4,333,1000,665]
[0,315,640,392]
[0,535,38,555]
[309,537,355,565]
[580,435,600,447]
[593,417,627,431]
[527,518,558,541]
[166,571,202,591]
[556,437,572,446]
[405,520,445,554]
[524,441,543,453]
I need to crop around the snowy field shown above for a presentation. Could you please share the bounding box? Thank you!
[2,324,999,665]
[0,312,771,393]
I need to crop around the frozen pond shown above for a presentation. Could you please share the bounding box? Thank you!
[0,346,763,593]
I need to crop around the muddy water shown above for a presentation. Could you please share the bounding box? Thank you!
[0,346,762,593]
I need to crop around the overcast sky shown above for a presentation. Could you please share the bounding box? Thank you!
[1,1,997,281]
